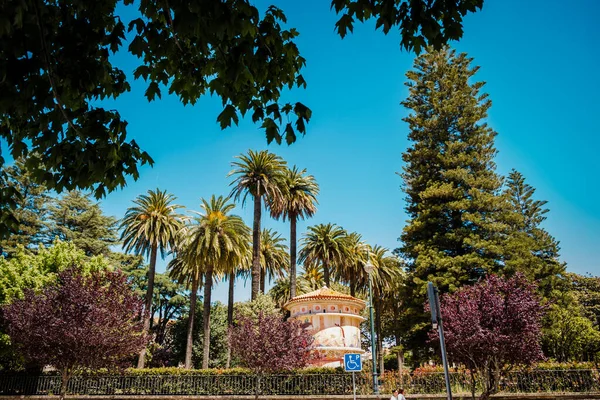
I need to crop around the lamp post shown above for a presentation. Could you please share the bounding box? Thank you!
[364,259,379,395]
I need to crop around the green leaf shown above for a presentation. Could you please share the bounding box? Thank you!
[217,104,239,130]
[284,123,296,145]
[144,81,161,101]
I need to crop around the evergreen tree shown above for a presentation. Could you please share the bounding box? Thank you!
[46,191,118,257]
[0,160,49,257]
[503,169,567,301]
[397,48,510,357]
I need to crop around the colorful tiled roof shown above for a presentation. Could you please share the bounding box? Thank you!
[283,286,366,309]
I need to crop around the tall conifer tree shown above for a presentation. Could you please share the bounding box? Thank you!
[503,169,566,301]
[400,48,509,293]
[0,160,49,257]
[398,48,510,355]
[46,191,118,257]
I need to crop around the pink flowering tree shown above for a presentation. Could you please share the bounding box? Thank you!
[431,274,545,399]
[3,267,148,399]
[229,312,315,373]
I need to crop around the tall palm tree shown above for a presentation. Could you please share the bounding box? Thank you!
[299,223,348,287]
[182,195,250,369]
[120,189,184,368]
[167,233,203,369]
[270,166,319,299]
[369,245,403,375]
[336,232,368,297]
[228,150,287,300]
[259,228,289,293]
[223,249,250,368]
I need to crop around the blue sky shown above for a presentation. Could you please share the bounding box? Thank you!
[27,0,600,302]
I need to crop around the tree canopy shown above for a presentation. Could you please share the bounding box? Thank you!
[0,0,485,239]
[3,267,148,397]
[435,274,545,398]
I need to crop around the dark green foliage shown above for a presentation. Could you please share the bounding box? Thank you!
[0,0,486,241]
[119,258,189,347]
[171,302,229,368]
[399,47,509,293]
[0,160,50,257]
[397,48,511,359]
[0,0,150,202]
[331,0,484,53]
[503,169,567,302]
[568,273,600,328]
[46,191,118,257]
[0,0,309,240]
[128,0,311,145]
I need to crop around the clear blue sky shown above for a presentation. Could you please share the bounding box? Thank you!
[54,0,600,302]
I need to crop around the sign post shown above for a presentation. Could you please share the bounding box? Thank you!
[427,282,453,400]
[344,353,362,400]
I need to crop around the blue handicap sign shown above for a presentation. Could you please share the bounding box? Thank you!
[344,353,362,372]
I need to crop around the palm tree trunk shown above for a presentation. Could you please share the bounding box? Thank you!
[184,273,199,369]
[350,268,356,297]
[202,265,214,369]
[226,271,235,368]
[137,243,157,368]
[260,268,266,294]
[289,215,297,299]
[323,260,331,287]
[251,196,261,300]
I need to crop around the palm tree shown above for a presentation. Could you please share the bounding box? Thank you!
[299,223,348,287]
[259,228,289,293]
[268,276,312,308]
[184,195,250,369]
[167,233,203,369]
[336,232,368,297]
[228,150,287,300]
[223,249,250,368]
[270,166,319,299]
[368,245,403,375]
[120,189,184,368]
[301,264,325,291]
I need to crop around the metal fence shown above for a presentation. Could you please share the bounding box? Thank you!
[0,374,364,396]
[0,370,599,396]
[380,369,600,395]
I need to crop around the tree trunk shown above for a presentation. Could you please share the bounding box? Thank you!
[397,351,404,380]
[184,273,199,369]
[323,260,330,287]
[289,214,297,299]
[59,369,71,400]
[251,196,261,300]
[202,265,214,369]
[226,271,235,368]
[137,244,157,368]
[350,268,356,297]
[260,268,266,294]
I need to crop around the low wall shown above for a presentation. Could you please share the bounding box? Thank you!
[2,394,600,400]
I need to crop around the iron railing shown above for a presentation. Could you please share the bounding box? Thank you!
[379,369,600,395]
[0,370,598,396]
[0,374,365,396]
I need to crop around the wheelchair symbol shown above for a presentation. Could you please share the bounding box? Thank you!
[344,353,362,372]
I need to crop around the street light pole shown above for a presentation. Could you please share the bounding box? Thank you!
[364,259,379,395]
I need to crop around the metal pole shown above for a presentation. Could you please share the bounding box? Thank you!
[352,371,357,400]
[368,275,379,394]
[434,287,452,400]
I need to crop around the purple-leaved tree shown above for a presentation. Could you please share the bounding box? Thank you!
[229,312,315,372]
[431,274,545,400]
[3,267,148,399]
